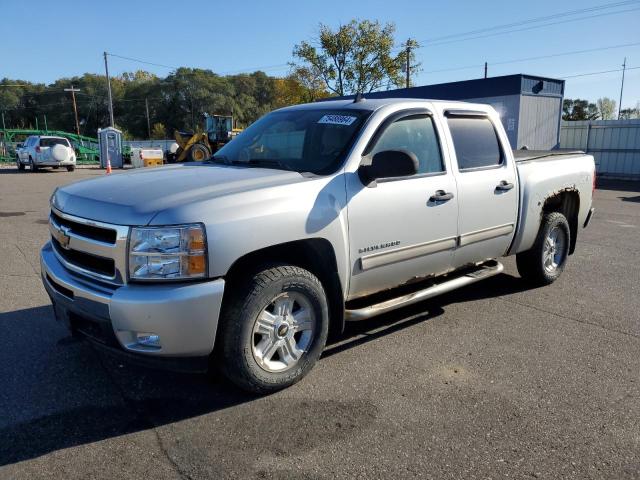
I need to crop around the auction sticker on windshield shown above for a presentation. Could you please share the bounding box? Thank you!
[318,114,358,126]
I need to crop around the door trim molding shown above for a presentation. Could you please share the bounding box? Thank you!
[458,223,514,247]
[360,236,457,271]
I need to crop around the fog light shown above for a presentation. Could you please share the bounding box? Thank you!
[136,332,161,348]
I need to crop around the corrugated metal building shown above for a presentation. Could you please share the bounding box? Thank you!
[334,74,565,150]
[560,119,640,180]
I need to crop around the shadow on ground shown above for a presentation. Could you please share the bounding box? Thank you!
[0,272,532,466]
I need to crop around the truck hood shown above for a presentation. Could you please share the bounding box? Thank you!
[52,164,306,225]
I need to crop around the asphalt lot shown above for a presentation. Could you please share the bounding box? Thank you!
[0,166,638,479]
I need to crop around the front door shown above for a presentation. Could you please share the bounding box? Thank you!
[346,111,459,299]
[445,112,518,267]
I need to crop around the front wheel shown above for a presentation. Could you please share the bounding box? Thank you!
[217,264,329,393]
[29,158,38,172]
[516,212,570,286]
[66,165,75,172]
[16,157,25,171]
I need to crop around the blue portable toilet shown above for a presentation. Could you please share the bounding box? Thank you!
[98,126,123,168]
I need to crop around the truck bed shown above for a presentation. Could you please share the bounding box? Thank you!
[513,149,585,162]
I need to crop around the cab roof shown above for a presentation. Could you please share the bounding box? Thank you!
[276,97,471,113]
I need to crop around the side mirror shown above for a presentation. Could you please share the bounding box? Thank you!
[359,149,418,187]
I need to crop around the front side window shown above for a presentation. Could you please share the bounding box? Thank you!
[447,116,503,170]
[213,109,371,174]
[370,115,444,175]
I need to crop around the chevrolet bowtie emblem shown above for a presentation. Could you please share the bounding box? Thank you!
[57,224,71,249]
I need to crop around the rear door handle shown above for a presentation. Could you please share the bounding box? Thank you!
[496,180,514,191]
[430,190,454,202]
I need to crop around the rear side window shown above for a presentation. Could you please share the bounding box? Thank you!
[447,116,503,170]
[371,115,444,174]
[40,138,70,148]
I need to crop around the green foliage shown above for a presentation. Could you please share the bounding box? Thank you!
[292,20,412,96]
[150,122,167,139]
[619,102,640,119]
[562,98,599,121]
[0,68,311,139]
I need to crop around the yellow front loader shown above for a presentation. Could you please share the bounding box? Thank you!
[173,114,242,162]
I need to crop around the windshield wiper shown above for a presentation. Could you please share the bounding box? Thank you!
[208,155,229,164]
[208,156,295,172]
[244,159,293,171]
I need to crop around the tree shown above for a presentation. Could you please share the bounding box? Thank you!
[563,99,599,121]
[150,122,167,139]
[596,97,616,120]
[619,101,640,119]
[292,20,408,96]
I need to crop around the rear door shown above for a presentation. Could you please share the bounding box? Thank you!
[444,110,518,267]
[346,109,459,299]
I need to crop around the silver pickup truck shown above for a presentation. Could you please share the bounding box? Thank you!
[41,98,595,393]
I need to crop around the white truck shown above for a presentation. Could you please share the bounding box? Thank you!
[17,135,76,172]
[40,98,595,393]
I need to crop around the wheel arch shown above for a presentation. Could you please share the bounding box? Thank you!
[224,238,345,339]
[542,189,580,254]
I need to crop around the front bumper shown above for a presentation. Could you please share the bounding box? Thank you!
[40,241,225,358]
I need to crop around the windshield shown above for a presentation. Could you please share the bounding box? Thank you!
[213,109,371,174]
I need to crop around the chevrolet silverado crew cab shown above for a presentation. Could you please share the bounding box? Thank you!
[17,135,76,172]
[41,98,595,393]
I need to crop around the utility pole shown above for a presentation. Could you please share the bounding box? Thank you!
[104,52,115,127]
[405,39,412,88]
[64,85,81,135]
[145,98,151,139]
[618,57,626,120]
[484,62,488,79]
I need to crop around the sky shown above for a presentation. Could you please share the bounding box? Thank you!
[2,0,640,109]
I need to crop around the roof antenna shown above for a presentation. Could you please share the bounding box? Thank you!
[353,92,365,103]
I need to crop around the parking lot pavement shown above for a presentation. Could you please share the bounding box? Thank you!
[0,166,639,479]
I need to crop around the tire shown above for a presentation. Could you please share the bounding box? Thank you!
[66,165,75,172]
[516,212,570,286]
[217,264,329,393]
[29,157,38,172]
[16,157,25,171]
[189,143,211,162]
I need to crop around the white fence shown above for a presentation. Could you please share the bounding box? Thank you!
[560,120,640,180]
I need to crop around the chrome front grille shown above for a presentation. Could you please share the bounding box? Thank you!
[49,208,130,285]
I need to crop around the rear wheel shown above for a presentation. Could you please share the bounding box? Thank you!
[29,157,38,172]
[16,157,25,171]
[217,264,329,393]
[516,212,570,286]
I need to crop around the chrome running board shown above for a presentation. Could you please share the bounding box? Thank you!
[344,261,504,321]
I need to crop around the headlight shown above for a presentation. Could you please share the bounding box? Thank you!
[128,224,207,281]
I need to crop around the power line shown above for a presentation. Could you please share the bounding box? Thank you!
[423,42,640,75]
[562,65,639,78]
[416,0,639,45]
[426,7,640,48]
[106,52,179,70]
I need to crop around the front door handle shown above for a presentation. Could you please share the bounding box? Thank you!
[496,180,514,191]
[430,190,454,202]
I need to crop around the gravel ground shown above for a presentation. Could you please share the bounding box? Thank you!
[0,167,638,479]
